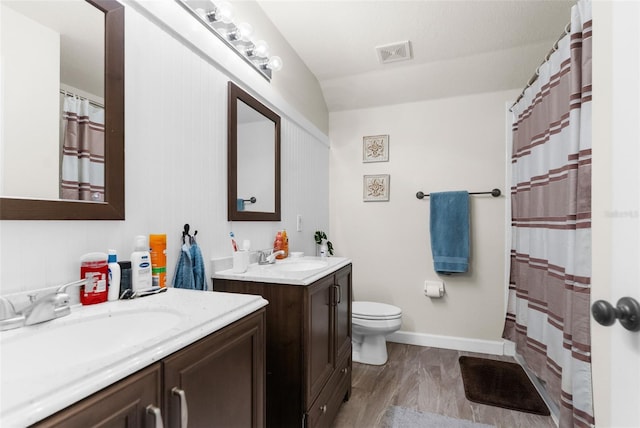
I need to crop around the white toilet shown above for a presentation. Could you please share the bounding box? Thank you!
[352,301,402,365]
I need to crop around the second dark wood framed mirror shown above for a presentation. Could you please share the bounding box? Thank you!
[228,81,281,221]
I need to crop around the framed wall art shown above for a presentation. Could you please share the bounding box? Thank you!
[363,174,390,202]
[363,135,389,162]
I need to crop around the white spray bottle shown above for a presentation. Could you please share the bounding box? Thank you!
[107,249,121,301]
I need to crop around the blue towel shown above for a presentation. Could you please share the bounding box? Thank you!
[173,243,195,289]
[189,240,207,291]
[429,191,470,274]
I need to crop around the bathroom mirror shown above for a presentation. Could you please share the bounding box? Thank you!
[228,81,281,221]
[0,0,124,220]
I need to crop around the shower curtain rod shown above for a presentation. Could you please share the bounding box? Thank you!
[60,89,104,108]
[416,189,501,199]
[510,22,571,111]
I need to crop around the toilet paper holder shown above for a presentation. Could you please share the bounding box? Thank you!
[424,280,445,298]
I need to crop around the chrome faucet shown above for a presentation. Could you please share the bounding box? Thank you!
[20,277,89,327]
[258,249,285,265]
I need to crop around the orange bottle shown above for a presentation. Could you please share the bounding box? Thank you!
[149,234,167,288]
[274,231,284,260]
[281,229,289,258]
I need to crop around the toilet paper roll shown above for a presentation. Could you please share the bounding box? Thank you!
[425,283,445,298]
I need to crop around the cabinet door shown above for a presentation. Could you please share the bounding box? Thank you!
[163,309,265,428]
[305,275,334,406]
[32,363,162,428]
[334,265,352,361]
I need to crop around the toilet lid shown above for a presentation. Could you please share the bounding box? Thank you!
[352,301,402,319]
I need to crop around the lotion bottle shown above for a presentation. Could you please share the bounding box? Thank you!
[107,249,121,301]
[131,235,152,291]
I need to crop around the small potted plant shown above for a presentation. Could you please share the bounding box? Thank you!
[314,230,334,256]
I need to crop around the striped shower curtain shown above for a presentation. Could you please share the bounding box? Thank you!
[60,96,105,201]
[502,1,593,427]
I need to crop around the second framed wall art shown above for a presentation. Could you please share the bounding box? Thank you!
[363,174,390,202]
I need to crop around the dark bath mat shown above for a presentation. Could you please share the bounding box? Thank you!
[458,356,550,416]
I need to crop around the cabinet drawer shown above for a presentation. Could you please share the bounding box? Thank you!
[306,354,351,428]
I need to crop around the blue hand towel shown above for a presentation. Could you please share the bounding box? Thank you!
[429,191,470,274]
[173,243,195,289]
[189,240,207,291]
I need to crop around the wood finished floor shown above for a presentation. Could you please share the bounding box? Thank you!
[332,343,557,428]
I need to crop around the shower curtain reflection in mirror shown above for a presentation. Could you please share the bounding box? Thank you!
[60,95,105,202]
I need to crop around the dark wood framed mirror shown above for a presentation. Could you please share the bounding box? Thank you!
[0,0,124,220]
[228,81,281,221]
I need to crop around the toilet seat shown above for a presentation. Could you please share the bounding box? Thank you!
[353,301,402,320]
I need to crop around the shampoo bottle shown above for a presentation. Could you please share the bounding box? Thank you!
[107,249,121,301]
[131,235,152,291]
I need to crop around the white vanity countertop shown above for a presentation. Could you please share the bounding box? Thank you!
[0,288,268,427]
[212,256,352,285]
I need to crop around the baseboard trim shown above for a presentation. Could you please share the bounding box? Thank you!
[387,331,508,356]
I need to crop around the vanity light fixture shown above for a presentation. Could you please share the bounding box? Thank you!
[178,0,283,80]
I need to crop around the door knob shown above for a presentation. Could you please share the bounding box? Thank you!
[591,297,640,332]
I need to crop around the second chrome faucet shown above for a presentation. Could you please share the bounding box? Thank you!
[258,249,285,265]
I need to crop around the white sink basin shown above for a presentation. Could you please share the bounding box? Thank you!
[1,308,182,378]
[272,260,329,272]
[213,256,351,286]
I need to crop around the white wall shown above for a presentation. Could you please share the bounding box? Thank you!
[1,4,60,199]
[230,1,329,134]
[329,89,519,343]
[0,3,329,297]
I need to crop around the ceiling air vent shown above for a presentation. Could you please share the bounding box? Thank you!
[376,40,412,64]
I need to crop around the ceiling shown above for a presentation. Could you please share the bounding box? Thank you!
[257,0,575,111]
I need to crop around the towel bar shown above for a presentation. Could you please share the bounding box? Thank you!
[416,189,501,199]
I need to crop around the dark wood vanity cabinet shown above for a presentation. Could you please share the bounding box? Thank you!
[164,308,265,428]
[32,309,265,428]
[213,264,352,428]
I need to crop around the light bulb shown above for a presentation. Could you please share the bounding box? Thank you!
[215,1,233,23]
[267,56,283,71]
[253,40,269,57]
[236,23,253,41]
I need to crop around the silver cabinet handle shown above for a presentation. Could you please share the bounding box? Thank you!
[320,404,327,414]
[331,284,341,306]
[171,387,189,428]
[146,405,164,428]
